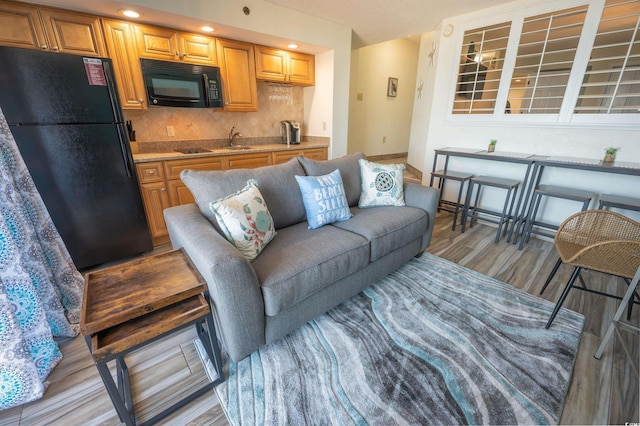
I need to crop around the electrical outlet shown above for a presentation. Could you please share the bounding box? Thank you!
[166,126,175,137]
[382,136,387,143]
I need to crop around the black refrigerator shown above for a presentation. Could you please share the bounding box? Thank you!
[0,46,152,270]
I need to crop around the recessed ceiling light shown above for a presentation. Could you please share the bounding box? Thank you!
[287,43,298,49]
[515,79,522,82]
[120,9,140,18]
[201,26,214,32]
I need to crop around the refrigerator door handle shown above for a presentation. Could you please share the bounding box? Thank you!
[116,123,133,177]
[102,61,124,124]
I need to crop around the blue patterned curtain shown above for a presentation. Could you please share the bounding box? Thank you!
[0,107,84,410]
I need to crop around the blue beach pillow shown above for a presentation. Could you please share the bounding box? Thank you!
[209,179,277,261]
[295,169,352,229]
[358,159,405,208]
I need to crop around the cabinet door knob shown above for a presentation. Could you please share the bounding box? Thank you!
[40,44,48,50]
[161,187,166,191]
[182,52,187,57]
[139,99,144,104]
[51,46,59,51]
[148,170,155,174]
[175,51,179,56]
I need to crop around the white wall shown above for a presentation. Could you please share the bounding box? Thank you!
[128,0,352,158]
[348,38,419,156]
[408,30,440,173]
[409,0,640,223]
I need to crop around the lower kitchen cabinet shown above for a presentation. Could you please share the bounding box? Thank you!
[272,148,327,164]
[135,147,327,246]
[138,181,171,245]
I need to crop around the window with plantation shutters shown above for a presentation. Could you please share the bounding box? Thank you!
[575,0,640,114]
[508,5,588,114]
[452,22,511,114]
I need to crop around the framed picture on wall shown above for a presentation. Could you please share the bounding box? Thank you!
[387,77,398,97]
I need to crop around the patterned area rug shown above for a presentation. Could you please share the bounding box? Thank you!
[214,253,585,425]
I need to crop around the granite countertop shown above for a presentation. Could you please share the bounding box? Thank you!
[132,140,329,163]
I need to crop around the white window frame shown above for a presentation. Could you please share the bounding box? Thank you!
[444,0,640,128]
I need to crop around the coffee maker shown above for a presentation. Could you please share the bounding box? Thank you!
[281,120,301,145]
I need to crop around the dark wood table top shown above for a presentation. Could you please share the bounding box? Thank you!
[80,249,206,336]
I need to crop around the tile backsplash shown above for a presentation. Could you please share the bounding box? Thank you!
[124,82,304,143]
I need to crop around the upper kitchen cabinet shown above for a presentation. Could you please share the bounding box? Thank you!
[134,24,217,65]
[255,45,315,86]
[0,1,105,56]
[102,19,147,110]
[217,38,258,112]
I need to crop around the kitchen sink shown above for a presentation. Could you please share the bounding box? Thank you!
[174,147,211,154]
[222,145,252,150]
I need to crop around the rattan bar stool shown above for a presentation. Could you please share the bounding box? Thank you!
[540,210,640,329]
[461,175,521,244]
[519,185,595,250]
[431,170,474,230]
[598,194,640,213]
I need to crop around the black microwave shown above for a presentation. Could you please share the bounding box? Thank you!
[140,58,223,108]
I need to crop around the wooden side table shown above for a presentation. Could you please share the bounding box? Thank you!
[80,249,224,426]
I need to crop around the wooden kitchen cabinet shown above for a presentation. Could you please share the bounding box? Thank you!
[138,181,171,245]
[217,38,258,112]
[0,1,105,56]
[134,24,217,65]
[226,152,272,169]
[164,156,224,206]
[102,19,147,110]
[180,33,217,65]
[255,45,315,86]
[0,2,47,50]
[272,147,327,164]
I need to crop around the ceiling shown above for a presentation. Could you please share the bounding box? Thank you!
[27,0,515,49]
[263,0,515,47]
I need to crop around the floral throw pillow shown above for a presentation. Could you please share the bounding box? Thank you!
[209,179,276,261]
[358,159,406,208]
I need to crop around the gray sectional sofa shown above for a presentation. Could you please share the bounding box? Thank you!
[164,152,439,361]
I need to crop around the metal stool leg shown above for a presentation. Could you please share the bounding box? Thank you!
[595,266,640,362]
[470,184,482,228]
[452,179,466,231]
[461,181,474,233]
[519,192,541,250]
[546,266,581,329]
[540,257,563,295]
[495,187,513,243]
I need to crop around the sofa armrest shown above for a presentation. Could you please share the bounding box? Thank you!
[164,204,265,361]
[404,182,440,251]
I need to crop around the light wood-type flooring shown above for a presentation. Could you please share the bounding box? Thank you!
[3,210,638,425]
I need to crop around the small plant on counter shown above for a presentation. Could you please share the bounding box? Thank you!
[488,139,497,152]
[604,147,619,162]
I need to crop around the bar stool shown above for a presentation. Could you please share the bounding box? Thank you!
[519,185,595,250]
[598,194,640,213]
[461,175,521,243]
[431,170,474,230]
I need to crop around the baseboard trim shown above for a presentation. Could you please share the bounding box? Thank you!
[367,152,408,161]
[405,163,422,181]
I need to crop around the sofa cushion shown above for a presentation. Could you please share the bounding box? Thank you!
[330,206,427,261]
[251,222,370,316]
[295,169,352,229]
[358,159,405,208]
[209,179,276,261]
[298,151,366,207]
[181,158,307,230]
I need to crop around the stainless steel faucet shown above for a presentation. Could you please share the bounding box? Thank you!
[228,126,242,146]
